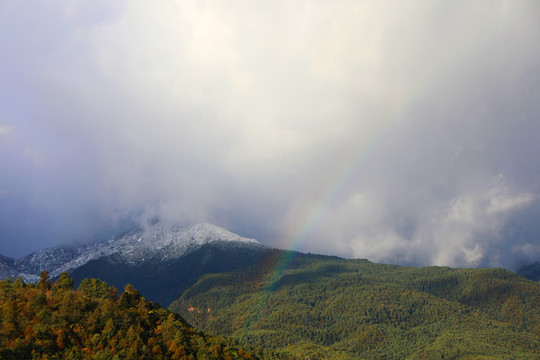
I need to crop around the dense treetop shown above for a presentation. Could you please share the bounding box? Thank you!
[172,251,540,359]
[0,272,281,360]
[1,249,538,360]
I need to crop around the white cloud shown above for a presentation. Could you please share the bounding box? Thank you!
[302,176,537,268]
[416,178,536,267]
[24,148,47,169]
[1,1,539,265]
[0,125,13,138]
[487,187,535,215]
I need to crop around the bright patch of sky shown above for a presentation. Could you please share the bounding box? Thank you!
[1,1,539,270]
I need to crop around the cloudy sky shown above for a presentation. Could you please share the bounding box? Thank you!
[1,1,539,269]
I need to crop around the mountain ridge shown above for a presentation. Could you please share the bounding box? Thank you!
[1,223,538,358]
[0,222,260,283]
[172,253,540,359]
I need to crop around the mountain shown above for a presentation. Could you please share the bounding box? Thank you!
[171,251,540,359]
[0,273,279,359]
[0,222,261,285]
[518,261,540,281]
[2,224,539,358]
[69,239,271,306]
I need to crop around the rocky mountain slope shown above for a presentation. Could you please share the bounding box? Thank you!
[0,222,260,283]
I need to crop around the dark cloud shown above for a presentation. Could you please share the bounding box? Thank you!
[1,1,539,269]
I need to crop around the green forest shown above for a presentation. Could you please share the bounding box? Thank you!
[1,251,539,359]
[0,272,278,360]
[171,251,540,359]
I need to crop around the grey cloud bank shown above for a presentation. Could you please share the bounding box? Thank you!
[1,1,539,270]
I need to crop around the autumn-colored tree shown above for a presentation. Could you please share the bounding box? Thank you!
[0,275,266,359]
[38,270,51,291]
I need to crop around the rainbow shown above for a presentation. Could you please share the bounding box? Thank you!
[246,65,461,323]
[237,119,403,331]
[242,3,505,326]
[290,123,397,250]
[272,31,479,265]
[257,117,403,296]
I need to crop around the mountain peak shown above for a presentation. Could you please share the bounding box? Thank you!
[0,223,260,282]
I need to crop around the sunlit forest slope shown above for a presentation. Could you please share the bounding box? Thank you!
[172,251,540,359]
[0,272,279,360]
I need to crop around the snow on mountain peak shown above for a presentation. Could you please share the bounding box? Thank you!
[0,223,260,281]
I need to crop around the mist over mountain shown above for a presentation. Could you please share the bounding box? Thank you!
[1,220,539,292]
[1,221,538,359]
[2,4,540,359]
[1,2,540,270]
[1,222,537,311]
[0,222,261,285]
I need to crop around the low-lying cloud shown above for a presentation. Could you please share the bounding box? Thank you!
[1,1,539,270]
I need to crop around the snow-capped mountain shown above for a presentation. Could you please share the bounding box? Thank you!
[0,223,260,283]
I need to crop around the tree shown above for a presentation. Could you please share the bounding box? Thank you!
[54,272,75,292]
[38,270,52,291]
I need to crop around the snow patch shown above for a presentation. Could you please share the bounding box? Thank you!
[0,223,260,282]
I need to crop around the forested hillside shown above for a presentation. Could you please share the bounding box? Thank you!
[2,250,538,359]
[0,272,284,360]
[69,241,270,307]
[171,251,540,359]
